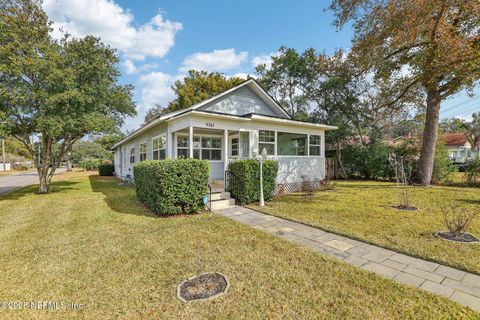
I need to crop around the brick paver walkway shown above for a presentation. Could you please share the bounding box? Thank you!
[216,206,480,312]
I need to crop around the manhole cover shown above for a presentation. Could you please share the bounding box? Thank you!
[177,272,229,302]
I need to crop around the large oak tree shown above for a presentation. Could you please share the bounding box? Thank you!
[330,0,480,185]
[0,0,136,193]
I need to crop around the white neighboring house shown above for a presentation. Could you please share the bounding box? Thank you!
[112,79,337,193]
[440,132,479,163]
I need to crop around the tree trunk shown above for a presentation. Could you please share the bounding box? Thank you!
[417,87,441,186]
[38,168,50,194]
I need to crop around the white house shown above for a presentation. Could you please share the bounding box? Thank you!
[112,79,337,193]
[440,132,478,163]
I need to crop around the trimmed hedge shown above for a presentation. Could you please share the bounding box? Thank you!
[133,159,209,215]
[98,163,115,176]
[228,159,278,205]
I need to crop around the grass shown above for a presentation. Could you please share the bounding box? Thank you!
[0,172,477,319]
[249,179,480,274]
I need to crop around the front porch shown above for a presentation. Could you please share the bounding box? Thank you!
[171,126,254,182]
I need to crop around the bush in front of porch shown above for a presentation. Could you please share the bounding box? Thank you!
[133,159,209,215]
[228,159,278,205]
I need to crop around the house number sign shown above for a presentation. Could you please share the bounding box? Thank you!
[205,122,214,128]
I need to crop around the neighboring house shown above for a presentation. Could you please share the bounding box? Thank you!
[440,132,478,163]
[112,79,337,192]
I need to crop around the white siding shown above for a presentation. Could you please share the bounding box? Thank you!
[199,87,287,118]
[269,156,325,184]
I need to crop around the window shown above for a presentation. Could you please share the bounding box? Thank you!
[460,149,466,157]
[202,137,222,160]
[152,136,166,160]
[139,143,147,161]
[309,135,321,156]
[129,147,135,163]
[177,136,200,159]
[176,135,221,160]
[240,132,250,157]
[231,138,239,157]
[277,132,307,156]
[259,130,275,155]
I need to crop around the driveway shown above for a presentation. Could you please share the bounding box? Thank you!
[0,168,67,196]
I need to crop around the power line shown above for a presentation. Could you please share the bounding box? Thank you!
[440,96,480,115]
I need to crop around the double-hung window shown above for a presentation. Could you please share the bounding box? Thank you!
[152,136,166,160]
[202,137,222,160]
[139,143,147,161]
[177,136,200,159]
[309,135,321,156]
[129,147,135,163]
[176,135,221,160]
[259,130,275,155]
[231,138,239,157]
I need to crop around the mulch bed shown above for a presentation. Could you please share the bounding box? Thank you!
[435,231,479,244]
[177,272,229,302]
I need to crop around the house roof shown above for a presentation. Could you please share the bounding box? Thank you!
[113,79,336,149]
[439,132,467,146]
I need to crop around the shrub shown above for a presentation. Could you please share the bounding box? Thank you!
[443,207,477,238]
[228,159,278,205]
[133,159,209,215]
[432,142,457,183]
[466,159,480,186]
[342,143,394,180]
[79,158,102,171]
[98,163,115,176]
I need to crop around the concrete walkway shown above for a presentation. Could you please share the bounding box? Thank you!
[216,206,480,312]
[0,168,66,196]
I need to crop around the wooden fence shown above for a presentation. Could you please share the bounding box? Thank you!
[325,157,339,180]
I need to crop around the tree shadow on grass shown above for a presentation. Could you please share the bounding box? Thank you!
[0,181,80,201]
[457,198,480,205]
[88,175,156,218]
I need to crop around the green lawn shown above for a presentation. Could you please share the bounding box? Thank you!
[0,173,477,319]
[249,180,480,274]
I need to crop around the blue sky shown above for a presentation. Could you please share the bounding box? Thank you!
[42,0,478,131]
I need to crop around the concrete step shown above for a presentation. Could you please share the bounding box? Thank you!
[210,198,235,210]
[210,191,231,201]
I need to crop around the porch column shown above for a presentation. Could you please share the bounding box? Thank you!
[189,125,194,158]
[166,126,173,158]
[224,129,228,172]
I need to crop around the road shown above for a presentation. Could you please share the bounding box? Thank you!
[0,168,67,196]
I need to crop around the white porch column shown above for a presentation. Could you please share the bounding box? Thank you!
[189,125,194,158]
[224,129,228,172]
[166,126,173,158]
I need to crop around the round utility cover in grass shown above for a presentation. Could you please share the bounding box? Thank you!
[177,272,229,302]
[435,231,479,244]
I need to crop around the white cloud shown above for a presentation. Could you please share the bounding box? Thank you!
[180,49,248,73]
[43,0,182,61]
[138,72,176,108]
[252,52,279,69]
[123,59,137,74]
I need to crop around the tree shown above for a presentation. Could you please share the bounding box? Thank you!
[93,132,126,150]
[164,70,246,114]
[466,113,480,153]
[255,47,309,119]
[330,0,480,185]
[0,0,136,193]
[70,141,112,164]
[439,117,469,133]
[144,104,164,123]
